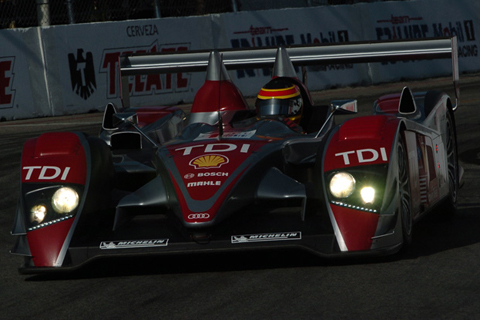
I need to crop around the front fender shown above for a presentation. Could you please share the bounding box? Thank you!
[11,132,113,268]
[322,115,402,252]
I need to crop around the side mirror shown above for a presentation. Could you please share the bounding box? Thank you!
[331,99,357,114]
[314,99,357,139]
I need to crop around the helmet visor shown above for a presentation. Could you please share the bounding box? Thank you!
[256,98,300,117]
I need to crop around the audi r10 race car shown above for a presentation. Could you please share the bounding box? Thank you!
[11,37,462,273]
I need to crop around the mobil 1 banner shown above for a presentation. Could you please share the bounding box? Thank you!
[214,0,480,97]
[362,0,480,81]
[214,6,369,95]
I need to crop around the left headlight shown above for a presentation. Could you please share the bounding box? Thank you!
[52,187,79,213]
[329,172,356,198]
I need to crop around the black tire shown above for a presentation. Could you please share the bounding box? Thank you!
[398,136,413,245]
[443,111,459,216]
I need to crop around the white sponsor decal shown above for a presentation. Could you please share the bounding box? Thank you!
[184,172,229,179]
[187,181,221,187]
[231,232,302,243]
[194,130,256,140]
[99,239,169,249]
[197,172,229,177]
[187,213,210,219]
[335,147,388,165]
[23,166,71,180]
[175,143,251,155]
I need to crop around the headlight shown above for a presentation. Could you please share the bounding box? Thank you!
[360,186,375,204]
[329,172,356,198]
[52,187,79,213]
[30,205,47,223]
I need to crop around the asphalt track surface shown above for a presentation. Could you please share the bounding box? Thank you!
[1,74,480,319]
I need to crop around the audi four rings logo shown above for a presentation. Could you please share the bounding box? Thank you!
[188,213,210,219]
[184,173,195,179]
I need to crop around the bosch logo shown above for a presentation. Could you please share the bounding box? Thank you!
[188,213,210,220]
[184,173,195,179]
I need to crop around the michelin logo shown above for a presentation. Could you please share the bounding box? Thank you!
[231,232,301,244]
[100,239,169,249]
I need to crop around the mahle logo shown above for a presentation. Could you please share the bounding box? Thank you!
[68,49,96,100]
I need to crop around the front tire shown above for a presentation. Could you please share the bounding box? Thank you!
[443,111,459,216]
[398,136,413,245]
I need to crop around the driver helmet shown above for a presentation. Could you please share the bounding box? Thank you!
[255,78,303,124]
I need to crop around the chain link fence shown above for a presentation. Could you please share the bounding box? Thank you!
[0,0,402,30]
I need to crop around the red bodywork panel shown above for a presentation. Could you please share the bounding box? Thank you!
[324,115,399,171]
[329,204,380,251]
[167,140,268,223]
[135,106,181,128]
[191,80,249,113]
[375,93,401,114]
[27,219,74,266]
[22,132,87,185]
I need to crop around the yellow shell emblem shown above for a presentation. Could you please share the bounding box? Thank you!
[190,154,228,169]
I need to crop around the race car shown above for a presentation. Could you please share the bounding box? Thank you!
[11,37,462,273]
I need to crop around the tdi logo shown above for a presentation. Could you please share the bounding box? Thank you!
[175,143,251,156]
[68,49,96,100]
[335,148,388,165]
[23,166,71,181]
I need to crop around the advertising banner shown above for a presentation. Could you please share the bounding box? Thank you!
[0,28,48,120]
[216,0,480,94]
[0,0,479,120]
[359,0,480,83]
[215,5,367,95]
[40,15,215,115]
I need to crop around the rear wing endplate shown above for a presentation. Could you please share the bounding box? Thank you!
[119,37,459,108]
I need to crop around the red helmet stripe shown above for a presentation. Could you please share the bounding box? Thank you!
[257,85,300,100]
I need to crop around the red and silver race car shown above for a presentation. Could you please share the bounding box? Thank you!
[11,38,462,273]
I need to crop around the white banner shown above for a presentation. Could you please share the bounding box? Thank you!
[41,16,216,114]
[217,0,480,92]
[0,28,48,120]
[0,0,479,120]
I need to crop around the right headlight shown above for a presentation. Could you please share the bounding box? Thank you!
[329,172,356,198]
[52,187,79,213]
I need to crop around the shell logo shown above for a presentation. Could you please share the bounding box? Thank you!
[189,154,229,169]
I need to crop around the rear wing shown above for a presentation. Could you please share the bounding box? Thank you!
[119,37,459,108]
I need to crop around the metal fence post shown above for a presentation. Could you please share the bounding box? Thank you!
[66,0,75,24]
[36,0,51,26]
[154,0,161,18]
[231,0,238,12]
